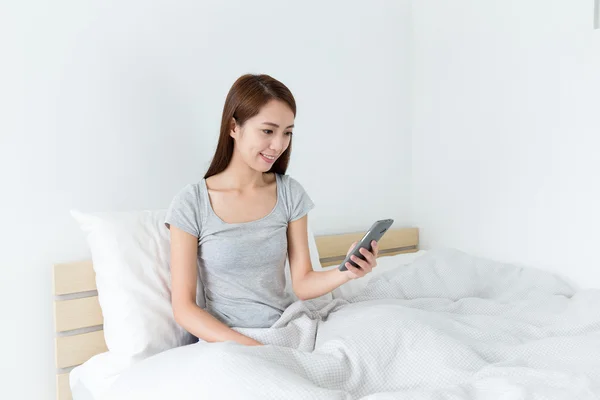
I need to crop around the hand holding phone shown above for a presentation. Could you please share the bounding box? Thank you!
[338,219,394,272]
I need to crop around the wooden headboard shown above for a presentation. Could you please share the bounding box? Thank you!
[52,227,418,400]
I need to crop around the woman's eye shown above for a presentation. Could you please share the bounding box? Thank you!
[286,131,293,136]
[262,129,273,134]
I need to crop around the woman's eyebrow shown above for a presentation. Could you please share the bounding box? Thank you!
[262,122,295,129]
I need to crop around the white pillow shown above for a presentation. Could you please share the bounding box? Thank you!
[71,209,200,361]
[330,250,428,299]
[307,221,324,271]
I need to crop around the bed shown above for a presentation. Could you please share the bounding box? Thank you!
[53,223,600,399]
[53,227,420,400]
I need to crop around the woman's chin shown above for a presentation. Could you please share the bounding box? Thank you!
[253,158,276,172]
[250,163,272,173]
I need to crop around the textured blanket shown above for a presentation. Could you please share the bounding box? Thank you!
[104,249,600,400]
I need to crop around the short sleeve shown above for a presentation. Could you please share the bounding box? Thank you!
[165,184,202,238]
[286,176,315,222]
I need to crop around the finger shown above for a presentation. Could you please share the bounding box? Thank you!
[346,241,358,256]
[344,262,360,279]
[371,240,379,257]
[350,254,369,269]
[344,262,366,278]
[358,247,376,266]
[350,255,371,273]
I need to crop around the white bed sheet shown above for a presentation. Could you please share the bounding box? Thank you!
[99,248,600,399]
[70,351,132,400]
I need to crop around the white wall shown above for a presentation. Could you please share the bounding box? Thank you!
[411,0,600,289]
[1,1,412,398]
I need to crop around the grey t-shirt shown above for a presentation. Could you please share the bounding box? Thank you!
[165,173,314,329]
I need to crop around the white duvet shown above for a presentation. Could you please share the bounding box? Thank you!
[102,249,600,400]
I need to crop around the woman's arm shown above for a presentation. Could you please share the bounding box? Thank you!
[170,226,262,346]
[286,216,350,300]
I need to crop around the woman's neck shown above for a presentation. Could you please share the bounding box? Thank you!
[216,150,268,190]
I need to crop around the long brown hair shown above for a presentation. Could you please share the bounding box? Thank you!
[204,74,297,179]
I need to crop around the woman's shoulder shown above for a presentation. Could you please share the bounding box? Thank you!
[276,173,314,222]
[169,180,205,206]
[165,180,206,237]
[276,174,309,200]
[276,173,306,191]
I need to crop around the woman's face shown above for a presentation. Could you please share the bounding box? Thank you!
[231,99,294,173]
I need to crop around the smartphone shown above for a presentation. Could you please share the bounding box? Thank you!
[338,219,394,271]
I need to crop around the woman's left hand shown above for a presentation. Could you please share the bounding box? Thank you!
[341,240,379,280]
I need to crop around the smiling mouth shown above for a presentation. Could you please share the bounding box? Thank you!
[260,153,276,161]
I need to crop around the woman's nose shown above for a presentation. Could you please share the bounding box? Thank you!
[270,135,287,152]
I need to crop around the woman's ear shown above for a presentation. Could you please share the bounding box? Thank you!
[229,117,238,138]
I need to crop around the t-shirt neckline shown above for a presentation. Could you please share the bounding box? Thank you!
[202,173,281,226]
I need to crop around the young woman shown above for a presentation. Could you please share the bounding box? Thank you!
[165,74,379,347]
